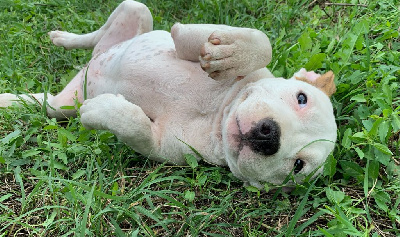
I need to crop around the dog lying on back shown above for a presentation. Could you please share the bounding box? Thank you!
[0,0,337,189]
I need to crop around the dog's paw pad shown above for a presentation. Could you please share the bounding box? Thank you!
[208,37,221,45]
[208,31,235,45]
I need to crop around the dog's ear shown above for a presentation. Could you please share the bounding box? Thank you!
[295,71,336,97]
[315,71,336,97]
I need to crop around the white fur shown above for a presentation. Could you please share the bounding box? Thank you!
[0,0,337,188]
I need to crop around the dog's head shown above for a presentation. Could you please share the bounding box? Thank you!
[222,69,337,189]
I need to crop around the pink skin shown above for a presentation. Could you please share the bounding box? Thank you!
[225,113,241,153]
[225,68,320,143]
[224,70,330,184]
[294,68,320,82]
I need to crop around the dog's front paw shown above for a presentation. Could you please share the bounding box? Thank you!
[200,29,272,80]
[80,94,127,130]
[200,31,239,80]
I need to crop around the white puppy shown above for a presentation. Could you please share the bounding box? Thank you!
[0,0,337,189]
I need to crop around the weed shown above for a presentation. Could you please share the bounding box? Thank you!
[0,0,399,236]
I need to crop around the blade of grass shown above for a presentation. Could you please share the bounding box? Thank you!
[83,63,90,100]
[80,181,96,236]
[0,206,70,233]
[38,177,126,201]
[293,209,326,234]
[279,173,321,237]
[110,217,127,237]
[11,166,26,234]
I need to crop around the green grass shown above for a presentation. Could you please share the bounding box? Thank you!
[0,0,399,236]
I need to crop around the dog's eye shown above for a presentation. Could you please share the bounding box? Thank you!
[297,93,307,108]
[294,159,304,174]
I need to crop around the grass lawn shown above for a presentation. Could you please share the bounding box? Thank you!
[0,0,399,236]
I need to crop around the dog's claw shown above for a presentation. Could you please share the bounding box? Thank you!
[209,71,220,78]
[202,53,211,60]
[201,62,210,70]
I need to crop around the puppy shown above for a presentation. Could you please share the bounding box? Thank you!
[0,0,337,189]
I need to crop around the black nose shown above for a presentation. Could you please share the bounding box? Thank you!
[245,118,280,156]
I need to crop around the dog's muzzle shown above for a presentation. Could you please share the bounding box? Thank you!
[241,118,281,156]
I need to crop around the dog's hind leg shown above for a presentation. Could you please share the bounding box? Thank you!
[0,69,86,120]
[49,0,153,55]
[1,1,154,118]
[0,92,78,119]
